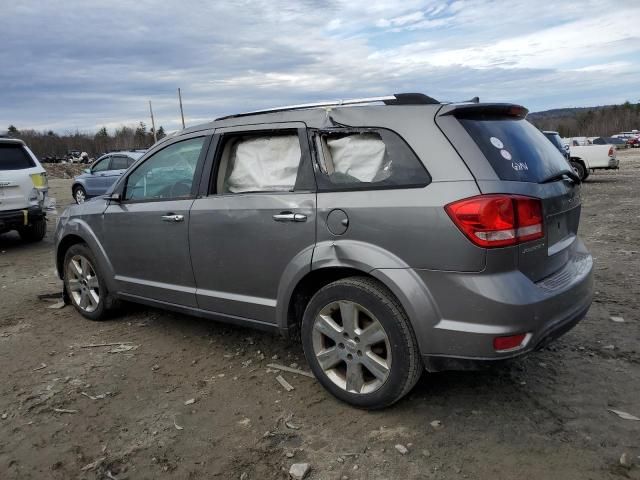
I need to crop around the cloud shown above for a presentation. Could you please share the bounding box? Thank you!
[0,0,639,133]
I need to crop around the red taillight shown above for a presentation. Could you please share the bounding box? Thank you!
[608,146,615,157]
[445,195,543,248]
[493,333,527,352]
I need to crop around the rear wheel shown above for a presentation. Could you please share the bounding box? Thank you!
[73,186,87,204]
[63,243,117,321]
[18,218,46,242]
[301,277,422,409]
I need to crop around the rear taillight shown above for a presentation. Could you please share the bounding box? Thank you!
[445,194,544,248]
[608,146,615,157]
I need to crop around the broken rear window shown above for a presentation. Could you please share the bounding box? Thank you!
[313,129,430,191]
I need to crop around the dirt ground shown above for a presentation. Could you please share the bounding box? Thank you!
[1,150,639,480]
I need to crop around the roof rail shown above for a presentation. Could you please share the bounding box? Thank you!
[215,92,439,120]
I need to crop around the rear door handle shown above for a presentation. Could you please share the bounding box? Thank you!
[161,214,184,223]
[272,212,307,223]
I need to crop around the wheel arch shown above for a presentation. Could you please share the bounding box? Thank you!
[282,266,373,338]
[56,223,116,292]
[279,240,440,357]
[570,156,587,168]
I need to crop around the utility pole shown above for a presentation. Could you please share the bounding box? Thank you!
[149,100,157,143]
[178,88,186,129]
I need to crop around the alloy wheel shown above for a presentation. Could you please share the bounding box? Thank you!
[75,188,86,204]
[311,300,391,394]
[66,255,100,313]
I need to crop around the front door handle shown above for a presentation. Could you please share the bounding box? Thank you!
[272,212,307,223]
[162,214,184,223]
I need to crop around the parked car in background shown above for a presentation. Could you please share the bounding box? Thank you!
[543,131,570,160]
[591,137,627,147]
[0,138,48,241]
[71,151,144,203]
[55,93,593,408]
[564,139,618,180]
[627,137,640,148]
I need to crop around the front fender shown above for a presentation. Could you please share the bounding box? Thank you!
[55,217,117,293]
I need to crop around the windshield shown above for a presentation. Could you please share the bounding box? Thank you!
[460,117,571,183]
[0,143,36,170]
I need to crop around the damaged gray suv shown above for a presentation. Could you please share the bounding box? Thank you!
[55,93,593,408]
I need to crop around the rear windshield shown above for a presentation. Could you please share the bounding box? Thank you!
[0,143,36,170]
[459,117,571,183]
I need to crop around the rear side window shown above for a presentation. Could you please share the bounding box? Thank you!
[459,117,571,183]
[312,129,430,191]
[110,156,130,170]
[0,144,36,170]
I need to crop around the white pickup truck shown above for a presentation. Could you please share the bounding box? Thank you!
[563,138,619,180]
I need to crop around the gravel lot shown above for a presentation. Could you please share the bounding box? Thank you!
[1,150,639,479]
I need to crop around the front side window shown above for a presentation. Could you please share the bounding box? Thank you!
[312,129,430,190]
[0,144,36,170]
[216,133,302,194]
[91,157,111,173]
[124,137,205,201]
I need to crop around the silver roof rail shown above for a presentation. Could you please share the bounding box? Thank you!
[215,93,439,120]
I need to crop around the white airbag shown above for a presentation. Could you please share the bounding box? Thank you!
[226,135,301,193]
[326,133,387,182]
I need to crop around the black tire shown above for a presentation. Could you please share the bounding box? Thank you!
[570,160,588,181]
[18,218,46,242]
[73,185,87,204]
[301,276,422,409]
[63,243,119,321]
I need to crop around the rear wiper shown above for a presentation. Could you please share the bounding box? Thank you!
[540,169,581,185]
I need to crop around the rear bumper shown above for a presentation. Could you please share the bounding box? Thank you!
[0,206,45,232]
[412,238,593,371]
[593,158,619,169]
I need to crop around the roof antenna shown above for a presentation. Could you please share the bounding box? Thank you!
[467,96,480,103]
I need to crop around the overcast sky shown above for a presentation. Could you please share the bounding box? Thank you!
[2,0,639,133]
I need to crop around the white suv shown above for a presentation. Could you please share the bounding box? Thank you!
[0,138,49,241]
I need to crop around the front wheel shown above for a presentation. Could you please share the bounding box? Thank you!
[18,217,46,242]
[63,243,117,321]
[73,186,87,204]
[301,277,422,409]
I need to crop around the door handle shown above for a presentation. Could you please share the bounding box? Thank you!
[162,214,184,223]
[272,212,307,223]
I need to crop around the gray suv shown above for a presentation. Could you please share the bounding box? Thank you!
[54,94,593,408]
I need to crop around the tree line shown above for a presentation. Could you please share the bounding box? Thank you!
[529,101,640,138]
[4,122,167,160]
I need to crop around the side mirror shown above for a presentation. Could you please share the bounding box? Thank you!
[83,168,91,174]
[105,193,121,202]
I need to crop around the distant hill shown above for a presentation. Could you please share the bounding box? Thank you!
[528,102,640,137]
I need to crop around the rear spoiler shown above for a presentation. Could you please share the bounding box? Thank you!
[438,103,529,119]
